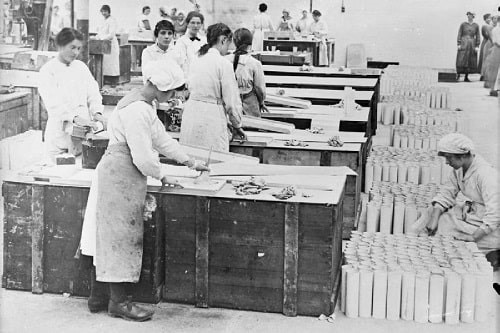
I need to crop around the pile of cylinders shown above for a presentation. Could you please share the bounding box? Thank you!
[364,181,440,234]
[341,232,493,324]
[391,125,455,149]
[365,147,451,189]
[378,101,464,131]
[380,86,451,110]
[380,66,438,95]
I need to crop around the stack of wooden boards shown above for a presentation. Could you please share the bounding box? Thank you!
[2,159,352,317]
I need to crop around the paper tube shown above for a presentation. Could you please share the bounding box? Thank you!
[414,271,430,323]
[380,204,393,234]
[389,164,398,183]
[407,165,419,184]
[365,162,374,191]
[341,265,351,313]
[473,272,490,322]
[346,269,360,318]
[404,204,418,233]
[382,163,390,182]
[421,164,430,185]
[460,273,475,323]
[401,271,416,321]
[386,270,403,320]
[429,273,445,323]
[359,269,374,318]
[400,135,408,149]
[397,163,407,184]
[372,269,388,319]
[373,163,383,183]
[367,202,381,233]
[393,132,401,148]
[393,202,405,234]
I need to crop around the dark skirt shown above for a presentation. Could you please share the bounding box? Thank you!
[484,46,500,89]
[241,91,261,117]
[456,36,478,74]
[95,143,147,282]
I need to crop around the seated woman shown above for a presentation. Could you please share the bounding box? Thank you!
[420,133,499,252]
[225,28,267,117]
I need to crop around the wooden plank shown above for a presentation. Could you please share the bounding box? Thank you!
[265,94,312,109]
[265,76,377,88]
[266,87,374,103]
[263,65,381,77]
[0,69,40,87]
[31,185,44,294]
[283,202,299,316]
[195,197,210,308]
[180,143,259,165]
[37,0,53,51]
[242,115,295,134]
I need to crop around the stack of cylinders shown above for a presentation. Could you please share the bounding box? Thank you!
[365,146,450,189]
[365,181,440,234]
[341,232,493,324]
[380,66,438,95]
[391,124,455,149]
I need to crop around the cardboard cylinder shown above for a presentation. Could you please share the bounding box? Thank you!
[367,202,381,233]
[359,269,374,318]
[372,269,388,319]
[341,264,351,313]
[460,273,475,323]
[401,270,416,321]
[429,273,445,323]
[393,202,405,234]
[386,270,403,320]
[365,162,374,192]
[346,269,360,318]
[414,271,430,323]
[404,204,418,233]
[474,271,491,322]
[380,204,393,234]
[373,164,383,183]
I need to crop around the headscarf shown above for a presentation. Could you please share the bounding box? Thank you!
[142,59,185,91]
[437,133,475,154]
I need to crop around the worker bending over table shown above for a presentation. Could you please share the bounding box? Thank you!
[415,133,500,252]
[180,23,247,152]
[79,60,209,322]
[226,28,267,117]
[38,28,106,162]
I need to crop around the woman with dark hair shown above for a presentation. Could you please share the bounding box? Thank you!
[96,4,120,79]
[141,20,176,71]
[456,12,480,82]
[38,27,105,161]
[277,9,294,32]
[171,11,207,76]
[137,6,151,31]
[252,3,274,51]
[80,59,209,322]
[180,23,246,152]
[226,28,267,117]
[309,9,329,66]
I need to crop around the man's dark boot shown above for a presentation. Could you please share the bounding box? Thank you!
[88,266,109,313]
[108,283,154,322]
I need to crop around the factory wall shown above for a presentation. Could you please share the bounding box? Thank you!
[89,0,497,69]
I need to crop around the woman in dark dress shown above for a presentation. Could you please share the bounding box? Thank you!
[456,12,480,82]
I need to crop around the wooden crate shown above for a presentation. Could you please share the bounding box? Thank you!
[2,182,164,303]
[163,193,344,316]
[0,92,31,140]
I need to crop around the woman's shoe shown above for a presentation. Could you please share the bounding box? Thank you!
[108,298,154,322]
[88,297,109,313]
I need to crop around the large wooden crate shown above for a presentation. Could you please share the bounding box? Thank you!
[2,182,164,303]
[0,92,31,140]
[163,190,344,316]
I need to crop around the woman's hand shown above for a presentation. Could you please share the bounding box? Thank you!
[453,231,474,242]
[425,215,440,236]
[260,105,269,113]
[233,127,247,141]
[185,158,210,172]
[93,113,108,131]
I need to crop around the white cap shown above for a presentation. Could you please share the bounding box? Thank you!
[142,59,185,92]
[437,133,474,154]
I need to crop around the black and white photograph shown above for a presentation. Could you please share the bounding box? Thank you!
[0,0,499,332]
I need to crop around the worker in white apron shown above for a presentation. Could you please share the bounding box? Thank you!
[251,3,274,52]
[96,5,120,78]
[309,10,329,66]
[412,133,500,253]
[38,28,106,162]
[79,59,209,321]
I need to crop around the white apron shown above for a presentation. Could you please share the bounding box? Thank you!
[103,37,120,76]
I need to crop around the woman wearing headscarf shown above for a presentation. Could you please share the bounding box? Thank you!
[252,3,274,51]
[95,5,120,80]
[79,59,209,321]
[38,28,106,161]
[456,12,480,82]
[416,133,499,252]
[226,28,267,117]
[478,13,492,79]
[180,23,247,152]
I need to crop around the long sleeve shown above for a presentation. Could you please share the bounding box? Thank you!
[84,65,104,116]
[432,170,460,209]
[477,168,500,231]
[150,115,190,164]
[475,24,480,47]
[119,105,163,179]
[97,18,117,40]
[457,23,463,45]
[252,60,266,106]
[220,60,243,128]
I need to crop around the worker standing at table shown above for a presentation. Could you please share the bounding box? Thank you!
[226,28,267,117]
[137,6,152,31]
[96,5,120,80]
[141,20,176,71]
[418,133,500,252]
[180,23,246,152]
[38,28,106,162]
[171,11,206,77]
[252,3,274,51]
[296,9,311,35]
[80,60,209,321]
[277,9,294,32]
[309,9,329,66]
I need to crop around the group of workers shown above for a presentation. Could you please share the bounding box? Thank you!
[36,3,499,323]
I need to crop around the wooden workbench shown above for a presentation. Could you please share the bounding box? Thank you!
[266,87,374,106]
[265,75,378,91]
[263,65,382,78]
[2,163,347,316]
[263,39,335,66]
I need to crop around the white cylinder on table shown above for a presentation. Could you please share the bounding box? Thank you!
[372,269,388,319]
[460,273,476,323]
[346,269,360,318]
[401,270,416,321]
[414,271,430,323]
[445,272,461,324]
[429,272,445,323]
[359,269,374,318]
[386,270,403,320]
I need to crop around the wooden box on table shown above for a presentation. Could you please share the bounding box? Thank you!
[163,178,345,317]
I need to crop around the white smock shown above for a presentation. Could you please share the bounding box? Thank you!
[96,16,120,76]
[252,13,274,51]
[170,33,206,78]
[180,48,243,152]
[38,57,103,160]
[309,20,329,66]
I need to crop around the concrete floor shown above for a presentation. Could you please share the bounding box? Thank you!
[0,75,499,332]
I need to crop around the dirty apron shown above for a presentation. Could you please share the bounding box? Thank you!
[179,96,230,152]
[241,90,261,117]
[94,143,147,282]
[412,202,500,252]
